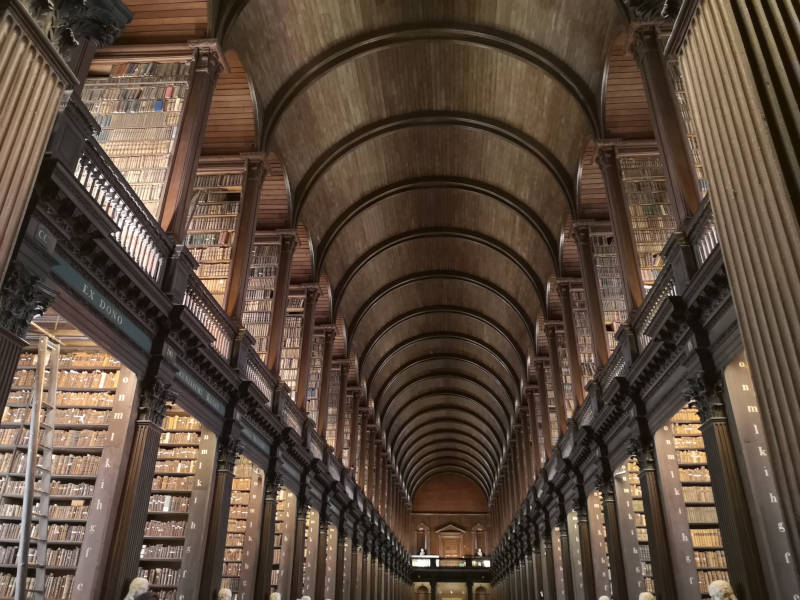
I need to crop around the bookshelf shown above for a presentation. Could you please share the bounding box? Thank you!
[587,490,612,597]
[323,524,338,599]
[555,330,575,420]
[304,335,324,425]
[242,243,281,362]
[324,367,341,450]
[139,406,216,600]
[340,392,353,467]
[0,318,136,599]
[552,526,566,600]
[279,296,305,401]
[667,61,709,196]
[82,62,192,218]
[543,363,559,447]
[186,171,244,306]
[569,287,596,388]
[301,508,319,596]
[590,234,627,351]
[670,405,729,596]
[271,487,296,599]
[221,456,264,600]
[624,457,655,595]
[618,154,677,290]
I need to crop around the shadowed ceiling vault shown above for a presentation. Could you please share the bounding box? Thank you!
[224,0,624,499]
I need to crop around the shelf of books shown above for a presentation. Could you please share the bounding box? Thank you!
[552,526,567,600]
[221,456,265,600]
[271,487,296,599]
[618,154,677,290]
[590,234,627,351]
[323,525,339,600]
[569,287,596,389]
[139,407,216,599]
[543,363,560,449]
[301,508,319,597]
[555,330,575,420]
[304,335,324,425]
[82,62,192,219]
[670,405,729,596]
[340,392,353,468]
[587,490,612,598]
[242,243,281,363]
[324,367,341,450]
[279,295,306,401]
[0,312,137,599]
[624,458,655,595]
[186,170,245,306]
[667,62,709,196]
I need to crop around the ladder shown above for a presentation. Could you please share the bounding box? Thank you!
[11,336,59,600]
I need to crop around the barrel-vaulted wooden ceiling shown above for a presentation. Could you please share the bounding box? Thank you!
[220,0,626,500]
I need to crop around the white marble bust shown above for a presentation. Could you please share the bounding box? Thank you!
[639,593,656,600]
[123,578,149,600]
[218,590,232,600]
[708,580,737,600]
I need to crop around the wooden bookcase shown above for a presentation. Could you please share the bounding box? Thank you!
[618,154,677,290]
[221,456,265,600]
[301,508,319,596]
[555,330,575,420]
[139,407,216,600]
[569,287,596,389]
[271,487,296,599]
[543,364,559,448]
[279,296,306,401]
[242,243,281,363]
[0,316,136,599]
[304,335,324,425]
[340,392,353,467]
[552,526,566,600]
[590,234,627,351]
[82,62,191,218]
[670,405,729,596]
[186,170,245,306]
[587,490,612,598]
[324,367,341,449]
[625,458,655,595]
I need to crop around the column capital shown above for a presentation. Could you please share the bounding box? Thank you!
[0,264,54,338]
[188,37,227,74]
[688,373,727,422]
[137,378,175,424]
[630,23,661,61]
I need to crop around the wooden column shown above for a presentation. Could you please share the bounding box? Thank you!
[534,359,553,458]
[200,437,239,597]
[160,40,223,239]
[636,444,678,599]
[361,537,372,600]
[559,522,575,600]
[693,375,767,598]
[526,388,542,472]
[519,408,532,488]
[597,478,629,600]
[334,363,350,457]
[532,539,543,600]
[541,534,557,600]
[253,480,280,600]
[291,503,309,600]
[557,281,585,408]
[100,377,173,599]
[595,145,644,311]
[266,233,297,374]
[335,532,348,600]
[631,25,701,224]
[225,154,266,321]
[572,225,609,366]
[575,507,596,600]
[675,0,800,561]
[295,286,320,409]
[316,327,336,436]
[0,0,75,284]
[350,530,362,600]
[544,325,568,436]
[315,520,330,600]
[350,390,362,477]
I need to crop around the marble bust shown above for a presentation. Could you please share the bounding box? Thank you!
[708,580,737,600]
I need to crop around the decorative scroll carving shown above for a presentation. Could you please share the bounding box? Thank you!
[622,0,681,20]
[0,264,53,337]
[138,379,173,425]
[21,0,132,54]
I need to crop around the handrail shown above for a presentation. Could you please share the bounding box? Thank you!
[74,137,171,283]
[686,198,719,266]
[283,396,304,436]
[245,348,275,408]
[183,275,235,360]
[634,268,677,350]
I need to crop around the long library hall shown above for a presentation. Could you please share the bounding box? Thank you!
[0,0,797,599]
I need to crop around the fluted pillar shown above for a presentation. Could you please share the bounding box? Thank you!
[266,233,297,374]
[572,225,609,366]
[295,286,320,410]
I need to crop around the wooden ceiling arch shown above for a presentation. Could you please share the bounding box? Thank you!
[223,0,625,493]
[410,463,493,500]
[376,358,515,424]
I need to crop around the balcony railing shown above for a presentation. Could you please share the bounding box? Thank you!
[282,395,304,436]
[688,198,719,266]
[411,555,491,569]
[183,276,234,360]
[75,137,169,284]
[245,349,274,408]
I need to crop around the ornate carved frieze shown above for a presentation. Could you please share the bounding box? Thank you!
[622,0,681,21]
[0,264,53,337]
[20,0,132,54]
